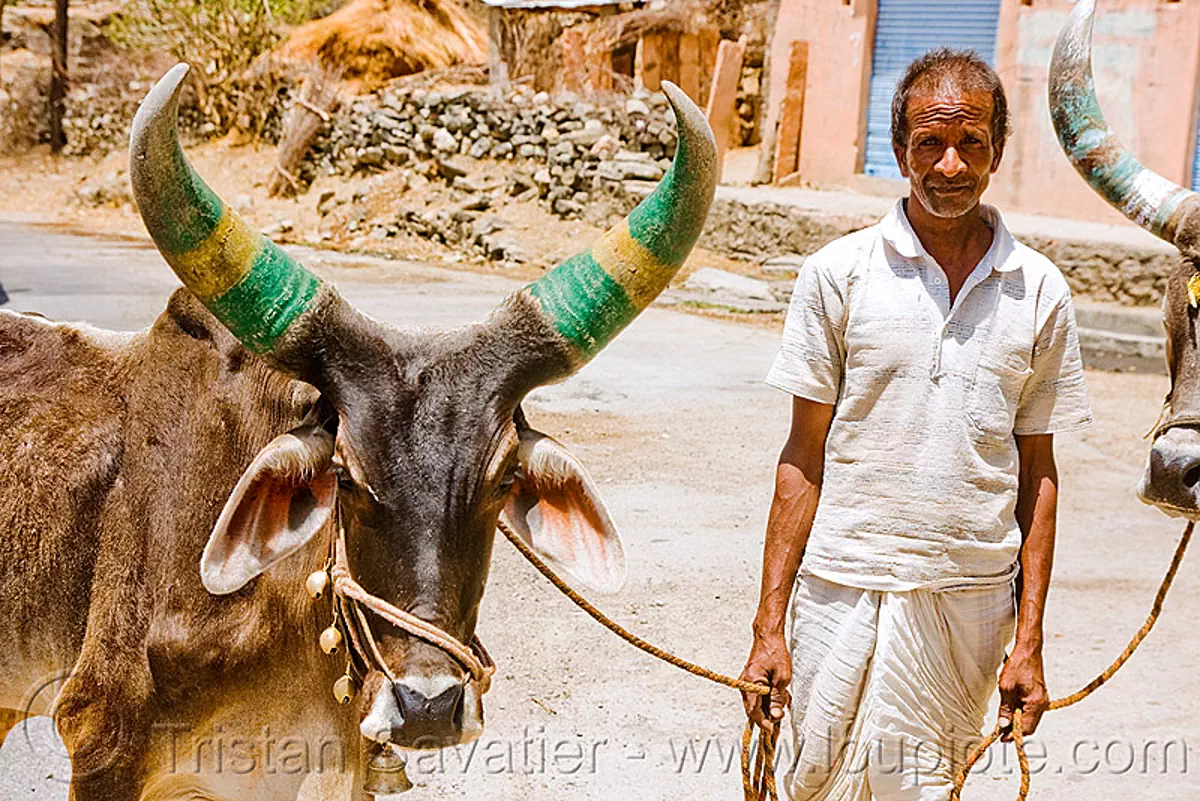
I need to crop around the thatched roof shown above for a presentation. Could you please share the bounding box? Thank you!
[279,0,487,87]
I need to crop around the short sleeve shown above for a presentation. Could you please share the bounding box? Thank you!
[765,257,845,404]
[1014,293,1092,435]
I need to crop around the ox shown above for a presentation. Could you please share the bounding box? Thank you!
[0,64,716,800]
[1050,0,1200,518]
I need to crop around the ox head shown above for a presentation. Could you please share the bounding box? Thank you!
[1051,0,1200,519]
[129,65,716,749]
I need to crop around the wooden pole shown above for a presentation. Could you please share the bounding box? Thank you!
[487,6,509,96]
[49,0,68,153]
[636,32,662,92]
[678,32,701,103]
[704,36,747,179]
[561,28,585,94]
[772,40,809,184]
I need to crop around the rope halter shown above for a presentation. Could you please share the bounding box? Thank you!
[311,513,495,705]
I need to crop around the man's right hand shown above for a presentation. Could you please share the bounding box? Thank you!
[740,632,792,730]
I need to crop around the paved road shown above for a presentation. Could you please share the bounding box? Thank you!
[0,220,1197,801]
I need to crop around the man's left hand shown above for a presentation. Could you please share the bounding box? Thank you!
[997,646,1050,741]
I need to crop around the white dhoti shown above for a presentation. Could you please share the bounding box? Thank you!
[784,574,1016,801]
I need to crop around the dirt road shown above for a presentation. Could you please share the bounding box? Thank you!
[1,220,1195,800]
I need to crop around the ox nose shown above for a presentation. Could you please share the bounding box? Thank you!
[396,675,464,728]
[361,674,480,749]
[1139,428,1200,516]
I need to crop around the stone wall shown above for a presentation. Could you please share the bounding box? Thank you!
[308,83,681,221]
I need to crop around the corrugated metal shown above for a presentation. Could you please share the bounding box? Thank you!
[863,0,1003,179]
[1192,110,1200,191]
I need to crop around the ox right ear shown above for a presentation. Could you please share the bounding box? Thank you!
[200,425,337,595]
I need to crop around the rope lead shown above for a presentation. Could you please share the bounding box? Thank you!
[500,519,1193,801]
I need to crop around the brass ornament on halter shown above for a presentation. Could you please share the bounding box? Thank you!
[333,672,359,704]
[1187,273,1200,309]
[306,568,330,600]
[363,744,414,795]
[320,625,343,655]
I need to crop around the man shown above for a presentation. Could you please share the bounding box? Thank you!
[741,49,1091,800]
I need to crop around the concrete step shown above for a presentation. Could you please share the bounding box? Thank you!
[1073,302,1165,374]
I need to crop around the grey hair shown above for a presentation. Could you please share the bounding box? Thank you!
[890,48,1011,154]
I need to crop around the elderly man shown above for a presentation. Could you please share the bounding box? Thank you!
[741,49,1092,800]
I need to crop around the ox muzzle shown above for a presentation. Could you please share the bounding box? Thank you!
[323,518,494,750]
[360,664,484,749]
[1140,425,1200,519]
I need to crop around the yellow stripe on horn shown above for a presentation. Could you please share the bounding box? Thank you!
[169,207,262,302]
[590,219,672,311]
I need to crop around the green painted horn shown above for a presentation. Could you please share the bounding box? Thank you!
[130,64,324,354]
[1049,0,1200,245]
[525,81,717,365]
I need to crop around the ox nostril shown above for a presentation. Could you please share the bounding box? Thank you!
[1185,465,1200,489]
[360,681,404,744]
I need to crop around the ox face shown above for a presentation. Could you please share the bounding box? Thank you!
[1138,259,1200,518]
[195,323,627,750]
[128,65,717,753]
[1050,0,1200,520]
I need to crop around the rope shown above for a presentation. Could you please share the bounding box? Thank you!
[951,521,1193,800]
[497,520,779,801]
[501,517,1191,801]
[332,520,495,691]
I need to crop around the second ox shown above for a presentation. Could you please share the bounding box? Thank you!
[1051,0,1200,520]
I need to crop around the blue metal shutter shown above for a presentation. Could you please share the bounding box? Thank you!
[1192,110,1200,191]
[863,0,1003,178]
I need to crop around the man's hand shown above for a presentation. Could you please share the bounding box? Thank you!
[740,632,792,731]
[997,646,1049,741]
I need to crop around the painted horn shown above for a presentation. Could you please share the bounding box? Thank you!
[524,81,717,365]
[130,64,325,355]
[1049,0,1200,245]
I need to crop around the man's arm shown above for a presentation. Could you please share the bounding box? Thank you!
[740,396,835,730]
[999,432,1058,739]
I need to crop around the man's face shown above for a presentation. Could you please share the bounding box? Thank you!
[894,85,1002,219]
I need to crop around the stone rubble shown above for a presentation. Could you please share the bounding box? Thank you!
[307,84,680,229]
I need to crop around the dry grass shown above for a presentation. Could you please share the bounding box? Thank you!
[279,0,486,88]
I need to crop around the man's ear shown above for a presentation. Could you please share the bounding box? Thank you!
[991,141,1005,174]
[200,424,337,595]
[501,427,626,594]
[893,145,910,178]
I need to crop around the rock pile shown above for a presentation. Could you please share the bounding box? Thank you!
[310,84,681,220]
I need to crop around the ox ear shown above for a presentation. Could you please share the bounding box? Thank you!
[201,425,337,595]
[501,428,626,594]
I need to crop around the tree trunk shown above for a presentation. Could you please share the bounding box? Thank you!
[0,0,8,81]
[49,0,68,153]
[751,0,782,185]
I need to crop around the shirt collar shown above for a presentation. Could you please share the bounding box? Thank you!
[880,199,1019,273]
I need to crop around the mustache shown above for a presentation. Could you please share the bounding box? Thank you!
[925,179,976,191]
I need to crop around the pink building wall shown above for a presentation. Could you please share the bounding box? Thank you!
[763,0,1200,225]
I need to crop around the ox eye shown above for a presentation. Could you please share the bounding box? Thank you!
[335,467,354,490]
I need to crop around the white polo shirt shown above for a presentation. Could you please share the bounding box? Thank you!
[766,200,1092,591]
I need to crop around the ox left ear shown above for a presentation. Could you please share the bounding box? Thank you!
[501,428,626,594]
[200,425,337,595]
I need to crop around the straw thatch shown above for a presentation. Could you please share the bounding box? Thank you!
[279,0,487,87]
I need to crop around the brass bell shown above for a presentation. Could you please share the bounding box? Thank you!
[363,744,413,795]
[333,673,359,705]
[306,570,330,600]
[319,626,343,655]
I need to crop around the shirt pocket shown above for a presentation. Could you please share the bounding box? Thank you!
[966,353,1033,441]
